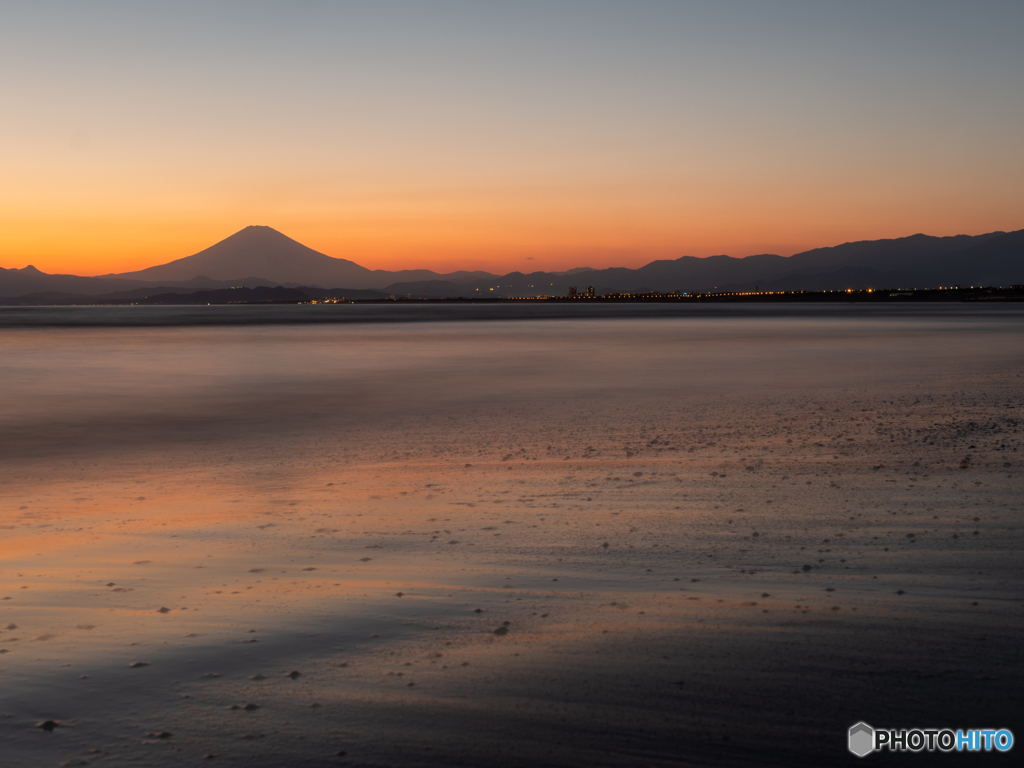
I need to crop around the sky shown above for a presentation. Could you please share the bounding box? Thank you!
[1,0,1023,276]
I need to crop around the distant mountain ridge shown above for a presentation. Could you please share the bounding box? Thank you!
[384,229,1024,298]
[1,225,1021,299]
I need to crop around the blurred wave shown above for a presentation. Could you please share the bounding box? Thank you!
[1,309,1021,462]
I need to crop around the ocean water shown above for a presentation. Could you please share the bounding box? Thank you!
[2,303,1021,464]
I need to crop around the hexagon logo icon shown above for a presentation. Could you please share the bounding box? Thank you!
[848,722,875,757]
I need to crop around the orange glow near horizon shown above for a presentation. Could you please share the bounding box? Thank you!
[1,132,1021,275]
[3,194,1022,277]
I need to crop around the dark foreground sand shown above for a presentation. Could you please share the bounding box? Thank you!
[1,311,1021,766]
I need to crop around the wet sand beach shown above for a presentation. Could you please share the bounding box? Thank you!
[1,305,1021,766]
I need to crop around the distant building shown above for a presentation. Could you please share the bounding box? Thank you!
[585,286,595,297]
[567,286,577,297]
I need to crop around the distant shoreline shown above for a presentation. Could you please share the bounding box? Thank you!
[2,285,1023,307]
[360,285,1024,305]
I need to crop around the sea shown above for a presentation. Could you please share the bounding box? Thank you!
[2,303,1021,466]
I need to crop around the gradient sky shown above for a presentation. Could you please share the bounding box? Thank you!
[2,1,1023,275]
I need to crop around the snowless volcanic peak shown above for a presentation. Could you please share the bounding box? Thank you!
[111,226,377,287]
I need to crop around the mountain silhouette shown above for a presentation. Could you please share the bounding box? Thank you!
[403,230,1024,298]
[2,226,1022,300]
[110,225,379,288]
